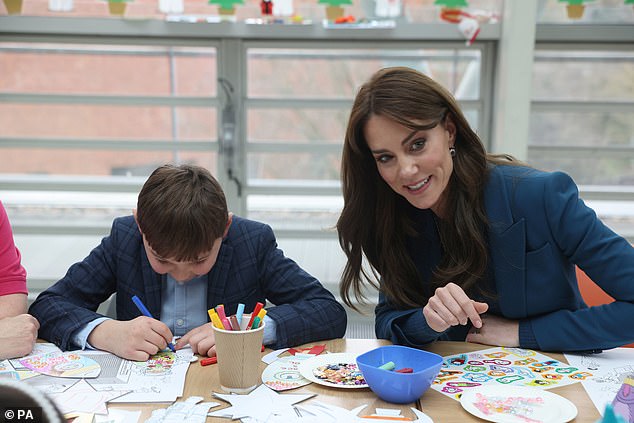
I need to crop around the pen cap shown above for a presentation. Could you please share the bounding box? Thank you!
[212,320,265,394]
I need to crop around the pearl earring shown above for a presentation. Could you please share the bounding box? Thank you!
[449,146,456,157]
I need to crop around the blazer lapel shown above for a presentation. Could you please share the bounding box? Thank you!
[486,168,527,318]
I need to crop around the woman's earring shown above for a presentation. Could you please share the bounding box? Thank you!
[449,146,456,157]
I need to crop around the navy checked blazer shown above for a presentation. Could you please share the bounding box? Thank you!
[29,215,347,351]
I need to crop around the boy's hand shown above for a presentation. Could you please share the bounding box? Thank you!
[422,282,489,333]
[0,314,39,359]
[175,324,216,357]
[88,317,174,361]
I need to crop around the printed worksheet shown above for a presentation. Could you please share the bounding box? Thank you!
[83,348,194,403]
[565,348,634,415]
[432,347,589,401]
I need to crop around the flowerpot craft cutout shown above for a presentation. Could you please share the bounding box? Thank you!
[3,0,23,14]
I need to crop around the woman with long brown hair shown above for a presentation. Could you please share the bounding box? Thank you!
[337,67,634,352]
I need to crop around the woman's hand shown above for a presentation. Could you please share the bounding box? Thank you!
[422,282,489,332]
[175,324,216,357]
[466,314,520,347]
[88,317,173,361]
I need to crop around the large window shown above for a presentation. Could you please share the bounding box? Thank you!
[0,41,218,296]
[529,46,634,239]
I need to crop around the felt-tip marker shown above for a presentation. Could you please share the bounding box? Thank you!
[200,356,217,366]
[131,295,176,352]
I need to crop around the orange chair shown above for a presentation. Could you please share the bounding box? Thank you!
[576,267,634,348]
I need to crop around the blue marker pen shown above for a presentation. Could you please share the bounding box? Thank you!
[235,303,245,324]
[131,295,176,352]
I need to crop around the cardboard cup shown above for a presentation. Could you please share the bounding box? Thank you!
[213,316,265,393]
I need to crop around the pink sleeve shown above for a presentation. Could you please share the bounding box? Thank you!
[0,201,27,296]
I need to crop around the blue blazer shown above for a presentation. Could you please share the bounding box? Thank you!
[376,165,634,352]
[30,215,347,351]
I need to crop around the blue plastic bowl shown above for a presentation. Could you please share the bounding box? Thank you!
[356,345,443,404]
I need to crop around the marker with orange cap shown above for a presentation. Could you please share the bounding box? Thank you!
[246,302,264,329]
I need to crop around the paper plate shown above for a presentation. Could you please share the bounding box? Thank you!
[460,385,578,423]
[298,353,368,389]
[18,351,101,378]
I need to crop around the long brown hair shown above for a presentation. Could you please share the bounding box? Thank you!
[337,67,510,310]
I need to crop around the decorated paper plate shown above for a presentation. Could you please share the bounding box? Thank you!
[18,351,101,378]
[298,353,368,389]
[460,385,578,423]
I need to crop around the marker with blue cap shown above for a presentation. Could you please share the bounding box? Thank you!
[131,295,176,352]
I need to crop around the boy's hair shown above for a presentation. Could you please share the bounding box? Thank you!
[136,164,228,261]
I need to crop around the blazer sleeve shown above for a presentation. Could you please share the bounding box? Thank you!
[254,223,347,349]
[525,172,634,351]
[375,290,471,347]
[28,221,121,351]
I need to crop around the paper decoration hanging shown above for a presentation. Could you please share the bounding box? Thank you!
[104,0,132,16]
[208,0,244,16]
[317,0,352,21]
[434,0,469,8]
[2,0,22,14]
[439,8,498,46]
[558,0,594,19]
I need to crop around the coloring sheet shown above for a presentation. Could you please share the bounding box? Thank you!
[432,347,590,401]
[83,348,194,403]
[565,348,634,415]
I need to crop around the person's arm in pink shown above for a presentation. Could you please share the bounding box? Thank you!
[0,201,39,359]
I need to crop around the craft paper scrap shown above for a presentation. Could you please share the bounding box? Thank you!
[209,384,314,421]
[0,359,19,380]
[50,379,130,415]
[565,348,634,416]
[9,342,62,381]
[145,396,219,423]
[95,408,141,423]
[262,353,313,391]
[261,348,290,365]
[276,403,432,422]
[432,346,588,401]
[64,412,95,423]
[19,351,101,378]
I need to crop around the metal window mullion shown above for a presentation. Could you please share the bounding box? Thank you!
[0,137,217,151]
[531,101,634,113]
[244,185,341,196]
[528,145,634,158]
[246,142,341,154]
[0,93,218,107]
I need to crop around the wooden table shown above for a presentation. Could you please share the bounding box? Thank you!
[109,340,602,422]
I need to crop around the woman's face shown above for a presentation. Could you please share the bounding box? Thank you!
[364,114,455,216]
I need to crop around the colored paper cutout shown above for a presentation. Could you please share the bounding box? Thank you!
[261,354,313,391]
[19,351,101,378]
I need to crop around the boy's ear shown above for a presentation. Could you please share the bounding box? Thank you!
[223,213,233,238]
